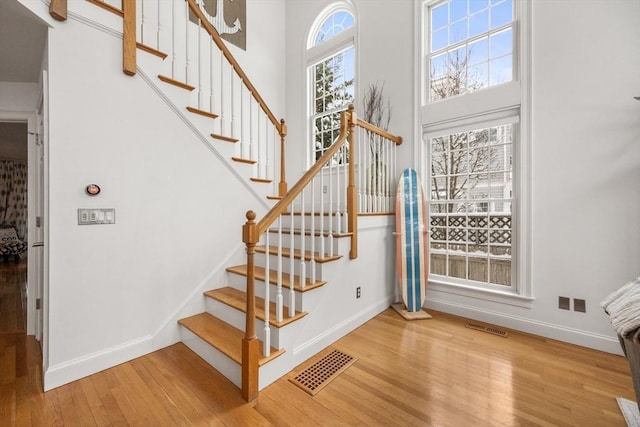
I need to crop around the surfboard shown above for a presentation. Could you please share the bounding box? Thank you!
[393,168,431,320]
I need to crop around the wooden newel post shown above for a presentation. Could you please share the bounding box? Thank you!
[279,119,288,197]
[49,0,68,21]
[242,210,259,401]
[346,105,358,259]
[122,0,137,76]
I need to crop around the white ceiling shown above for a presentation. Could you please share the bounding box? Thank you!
[0,0,47,152]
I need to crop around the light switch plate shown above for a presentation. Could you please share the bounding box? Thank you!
[78,208,116,225]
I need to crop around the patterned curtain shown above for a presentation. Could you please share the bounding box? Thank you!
[0,160,28,240]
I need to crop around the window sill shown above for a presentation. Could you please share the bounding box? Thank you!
[428,279,534,308]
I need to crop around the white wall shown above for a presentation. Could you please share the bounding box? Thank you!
[0,82,38,114]
[286,0,640,354]
[13,0,287,389]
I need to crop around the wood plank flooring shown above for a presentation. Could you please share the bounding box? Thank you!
[0,258,635,425]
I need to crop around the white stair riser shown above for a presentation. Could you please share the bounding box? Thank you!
[204,298,283,348]
[254,253,326,278]
[226,275,304,308]
[277,213,347,233]
[264,233,340,256]
[179,327,241,388]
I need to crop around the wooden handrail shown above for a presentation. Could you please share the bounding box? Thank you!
[356,118,403,145]
[186,0,283,134]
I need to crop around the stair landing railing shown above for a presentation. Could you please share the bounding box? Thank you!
[64,0,289,196]
[241,105,403,401]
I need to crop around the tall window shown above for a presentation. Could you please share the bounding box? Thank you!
[307,5,356,165]
[422,0,528,296]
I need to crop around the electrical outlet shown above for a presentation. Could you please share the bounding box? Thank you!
[356,286,361,299]
[559,296,570,310]
[574,298,586,313]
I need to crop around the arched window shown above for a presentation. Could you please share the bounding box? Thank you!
[306,3,356,165]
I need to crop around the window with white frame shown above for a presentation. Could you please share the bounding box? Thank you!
[307,5,356,166]
[421,0,529,296]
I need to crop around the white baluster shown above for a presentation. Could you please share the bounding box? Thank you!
[310,177,317,284]
[328,159,334,257]
[140,0,145,45]
[288,207,295,318]
[171,0,176,79]
[319,169,325,258]
[299,189,306,289]
[209,40,214,114]
[197,13,202,109]
[220,51,225,135]
[335,151,341,234]
[263,230,270,356]
[231,74,235,139]
[276,217,283,323]
[156,0,161,51]
[184,0,190,84]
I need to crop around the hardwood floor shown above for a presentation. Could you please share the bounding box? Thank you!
[0,259,635,425]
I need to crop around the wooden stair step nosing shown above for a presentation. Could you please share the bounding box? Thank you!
[136,42,168,59]
[250,177,273,184]
[267,195,283,200]
[187,106,219,119]
[225,265,326,292]
[211,133,239,143]
[255,245,341,263]
[157,74,195,91]
[204,287,307,328]
[232,156,257,165]
[177,312,282,366]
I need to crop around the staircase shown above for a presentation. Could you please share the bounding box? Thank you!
[64,0,403,401]
[176,213,352,391]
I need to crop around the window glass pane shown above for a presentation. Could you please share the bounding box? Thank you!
[469,9,488,37]
[490,28,512,58]
[489,54,512,85]
[432,3,448,30]
[432,27,448,51]
[450,0,466,21]
[468,37,487,65]
[450,18,468,44]
[313,10,354,46]
[469,0,488,14]
[490,0,512,29]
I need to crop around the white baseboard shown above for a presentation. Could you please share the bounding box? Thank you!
[425,298,623,355]
[44,335,154,391]
[292,294,395,364]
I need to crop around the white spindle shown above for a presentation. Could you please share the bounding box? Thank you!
[231,74,235,139]
[249,99,255,161]
[171,0,176,79]
[140,0,145,45]
[310,177,317,284]
[184,1,190,84]
[276,217,283,323]
[328,160,334,257]
[156,0,161,51]
[288,207,295,317]
[197,13,202,109]
[263,230,270,356]
[241,87,248,159]
[220,51,225,135]
[319,169,325,258]
[299,189,306,289]
[209,40,214,113]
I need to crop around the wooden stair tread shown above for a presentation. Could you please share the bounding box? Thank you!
[204,287,307,328]
[226,265,326,292]
[157,75,195,91]
[267,195,283,200]
[187,106,219,119]
[211,133,239,143]
[136,42,167,59]
[255,245,341,263]
[232,157,257,165]
[250,177,273,184]
[267,228,353,238]
[178,313,283,366]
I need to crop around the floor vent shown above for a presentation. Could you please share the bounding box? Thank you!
[289,349,357,396]
[466,322,508,337]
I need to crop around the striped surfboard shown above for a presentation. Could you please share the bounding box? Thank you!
[394,168,429,316]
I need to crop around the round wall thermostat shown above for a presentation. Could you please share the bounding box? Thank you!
[86,184,101,196]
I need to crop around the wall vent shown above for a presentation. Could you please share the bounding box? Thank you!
[465,322,508,338]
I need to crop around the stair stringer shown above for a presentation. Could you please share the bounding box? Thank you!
[134,65,275,203]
